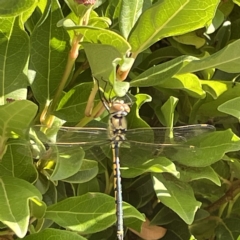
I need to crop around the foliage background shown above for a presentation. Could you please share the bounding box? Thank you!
[1,0,240,239]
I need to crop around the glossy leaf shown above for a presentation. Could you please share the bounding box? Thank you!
[129,0,219,54]
[63,24,131,54]
[152,173,201,224]
[45,193,144,234]
[0,176,42,238]
[122,156,179,178]
[201,80,229,99]
[130,56,194,87]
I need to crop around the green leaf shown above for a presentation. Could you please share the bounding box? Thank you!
[30,197,47,219]
[215,217,240,240]
[82,43,122,82]
[0,17,29,104]
[206,9,225,34]
[161,96,179,128]
[213,20,231,51]
[77,177,100,195]
[173,32,206,49]
[128,0,219,54]
[63,25,131,54]
[18,228,87,240]
[119,0,144,39]
[177,165,221,186]
[0,0,36,17]
[164,219,191,239]
[0,176,42,238]
[63,159,98,183]
[233,0,240,7]
[180,39,240,74]
[64,0,93,17]
[151,206,180,225]
[152,173,201,224]
[45,193,144,234]
[201,80,229,99]
[199,82,240,117]
[218,97,240,120]
[0,141,38,182]
[154,73,206,99]
[50,146,85,181]
[30,0,70,105]
[189,217,218,239]
[130,56,195,87]
[122,156,179,178]
[55,82,99,122]
[168,129,240,167]
[0,100,38,152]
[127,93,152,129]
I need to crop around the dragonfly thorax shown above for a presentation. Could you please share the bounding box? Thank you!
[109,99,130,115]
[108,100,129,148]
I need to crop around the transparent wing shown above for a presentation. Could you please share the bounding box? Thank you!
[126,124,215,144]
[32,125,109,146]
[118,124,216,177]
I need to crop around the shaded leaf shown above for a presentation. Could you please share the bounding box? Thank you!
[218,97,240,120]
[18,228,87,240]
[177,165,221,186]
[63,159,98,183]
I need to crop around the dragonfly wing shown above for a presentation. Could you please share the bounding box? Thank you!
[126,124,215,144]
[119,125,216,177]
[32,125,109,146]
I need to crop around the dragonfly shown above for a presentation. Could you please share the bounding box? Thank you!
[29,96,216,240]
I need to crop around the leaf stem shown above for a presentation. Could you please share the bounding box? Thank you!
[46,34,83,120]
